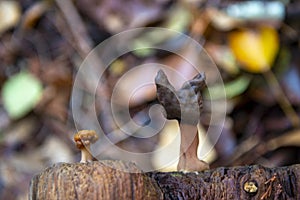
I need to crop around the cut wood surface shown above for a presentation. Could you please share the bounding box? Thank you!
[29,160,300,200]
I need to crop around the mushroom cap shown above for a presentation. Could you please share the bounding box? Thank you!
[74,130,99,149]
[155,70,206,124]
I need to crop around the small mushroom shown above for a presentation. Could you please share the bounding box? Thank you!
[74,130,99,163]
[155,70,209,171]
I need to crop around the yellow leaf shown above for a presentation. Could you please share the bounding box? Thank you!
[228,26,279,73]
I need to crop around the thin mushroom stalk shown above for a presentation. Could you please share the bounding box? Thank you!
[178,124,209,171]
[155,69,209,171]
[79,144,92,162]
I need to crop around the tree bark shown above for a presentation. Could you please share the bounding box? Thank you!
[29,160,300,200]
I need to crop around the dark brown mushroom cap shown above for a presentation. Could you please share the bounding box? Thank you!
[74,130,99,149]
[155,70,206,125]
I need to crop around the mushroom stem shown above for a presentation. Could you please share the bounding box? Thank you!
[177,123,209,172]
[80,145,93,163]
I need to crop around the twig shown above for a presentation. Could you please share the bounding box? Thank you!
[263,70,300,127]
[54,0,92,57]
[54,0,121,146]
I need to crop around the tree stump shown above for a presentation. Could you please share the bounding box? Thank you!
[29,161,163,200]
[29,161,300,200]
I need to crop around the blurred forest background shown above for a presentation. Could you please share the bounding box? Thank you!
[1,0,300,199]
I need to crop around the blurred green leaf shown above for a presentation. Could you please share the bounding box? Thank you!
[165,6,191,32]
[206,75,251,100]
[132,6,191,58]
[2,71,43,119]
[132,40,155,57]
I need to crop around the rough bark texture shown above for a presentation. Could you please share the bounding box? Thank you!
[29,161,162,200]
[29,161,300,200]
[149,164,300,200]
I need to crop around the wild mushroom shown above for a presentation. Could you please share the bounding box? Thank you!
[74,130,99,163]
[155,70,209,171]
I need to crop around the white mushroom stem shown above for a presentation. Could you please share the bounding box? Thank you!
[177,123,209,172]
[80,145,93,163]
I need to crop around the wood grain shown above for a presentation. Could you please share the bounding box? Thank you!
[30,161,300,200]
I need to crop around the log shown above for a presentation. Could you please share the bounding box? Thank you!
[29,161,162,200]
[29,160,300,200]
